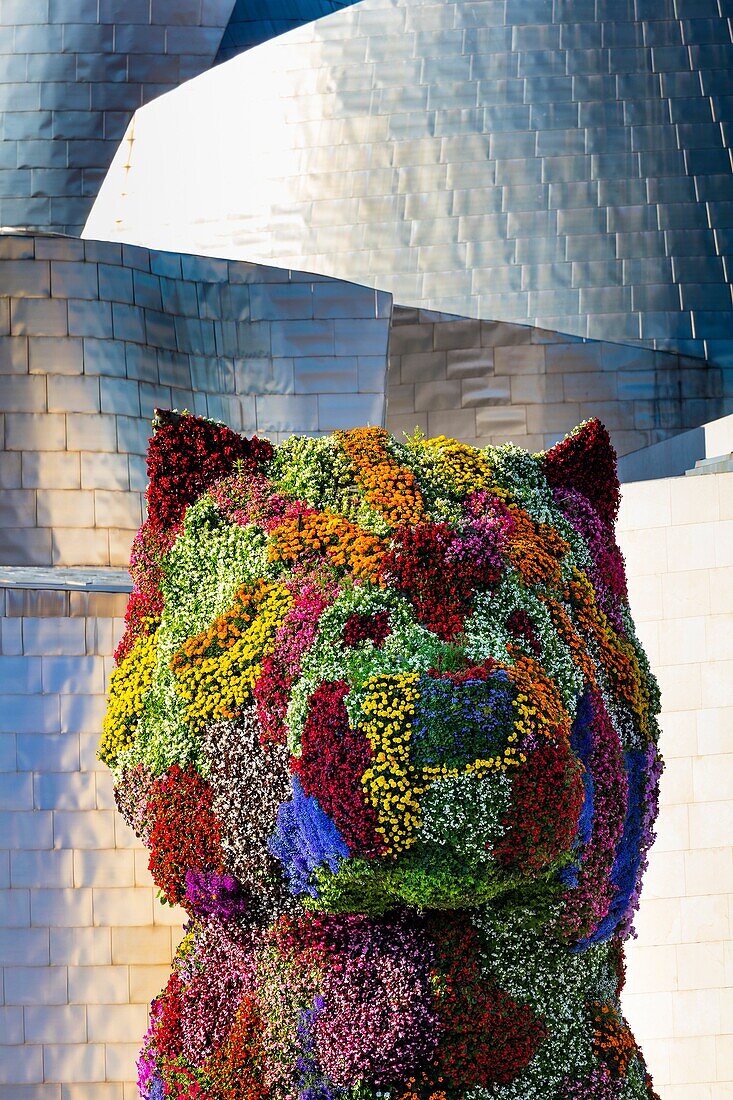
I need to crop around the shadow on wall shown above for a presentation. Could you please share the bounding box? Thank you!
[386,306,725,459]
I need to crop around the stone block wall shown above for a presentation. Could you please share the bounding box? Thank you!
[620,471,733,1099]
[0,574,188,1099]
[0,231,391,569]
[386,306,726,457]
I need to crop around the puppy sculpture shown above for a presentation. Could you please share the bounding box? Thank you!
[103,412,663,1100]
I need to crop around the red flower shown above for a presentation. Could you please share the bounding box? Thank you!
[154,971,185,1060]
[114,587,163,663]
[542,418,620,527]
[293,681,385,857]
[205,996,268,1100]
[430,919,547,1087]
[493,737,584,875]
[146,411,273,532]
[342,611,391,648]
[147,765,224,906]
[383,523,500,641]
[506,609,542,657]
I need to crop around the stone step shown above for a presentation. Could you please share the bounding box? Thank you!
[685,453,733,476]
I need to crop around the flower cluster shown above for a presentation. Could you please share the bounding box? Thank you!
[429,918,547,1088]
[295,681,385,857]
[99,628,158,766]
[268,509,386,582]
[542,418,620,528]
[104,412,662,1099]
[556,1065,620,1099]
[504,506,569,588]
[170,581,291,728]
[255,576,336,746]
[201,711,293,924]
[589,1002,638,1079]
[418,434,494,496]
[147,765,225,907]
[337,426,425,528]
[146,409,273,532]
[359,673,422,855]
[383,518,504,640]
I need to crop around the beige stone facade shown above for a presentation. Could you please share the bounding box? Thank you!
[620,471,733,1100]
[0,581,187,1099]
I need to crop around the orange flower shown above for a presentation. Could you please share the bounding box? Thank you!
[565,569,649,735]
[267,509,387,583]
[337,426,424,528]
[506,655,572,742]
[505,505,569,588]
[543,596,598,688]
[589,1000,637,1078]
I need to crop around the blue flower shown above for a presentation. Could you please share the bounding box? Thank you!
[269,776,349,896]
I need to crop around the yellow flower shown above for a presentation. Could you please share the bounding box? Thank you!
[420,435,494,495]
[170,580,291,728]
[359,672,423,855]
[98,629,158,766]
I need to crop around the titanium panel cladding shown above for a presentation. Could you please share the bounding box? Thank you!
[86,0,733,367]
[216,0,359,61]
[0,0,237,234]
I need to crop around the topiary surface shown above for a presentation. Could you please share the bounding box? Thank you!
[103,413,662,1100]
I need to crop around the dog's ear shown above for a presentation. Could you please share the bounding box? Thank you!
[146,409,274,531]
[542,418,620,527]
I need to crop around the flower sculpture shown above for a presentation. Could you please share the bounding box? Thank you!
[103,411,663,1100]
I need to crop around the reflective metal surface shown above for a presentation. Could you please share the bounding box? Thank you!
[0,228,391,567]
[215,0,359,61]
[87,0,733,366]
[0,0,237,234]
[0,1,368,236]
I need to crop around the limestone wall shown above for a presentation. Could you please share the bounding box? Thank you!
[620,471,733,1100]
[0,573,186,1100]
[0,230,391,569]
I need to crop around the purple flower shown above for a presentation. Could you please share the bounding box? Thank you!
[552,486,628,632]
[615,741,663,938]
[449,490,516,579]
[136,997,164,1098]
[313,915,439,1088]
[557,1065,621,1098]
[561,690,628,947]
[181,922,255,1064]
[184,866,249,921]
[147,1075,165,1100]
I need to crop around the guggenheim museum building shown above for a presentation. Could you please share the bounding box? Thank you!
[0,2,733,1098]
[0,1,731,552]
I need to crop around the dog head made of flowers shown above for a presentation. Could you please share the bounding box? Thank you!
[104,412,661,948]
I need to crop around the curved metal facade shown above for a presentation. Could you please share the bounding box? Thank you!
[215,0,359,62]
[87,0,733,367]
[0,0,368,236]
[0,0,237,234]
